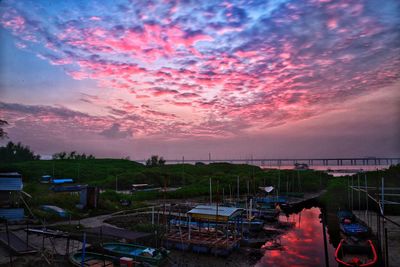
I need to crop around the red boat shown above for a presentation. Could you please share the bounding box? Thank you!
[335,239,378,267]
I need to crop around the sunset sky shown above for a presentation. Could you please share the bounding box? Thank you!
[0,0,399,160]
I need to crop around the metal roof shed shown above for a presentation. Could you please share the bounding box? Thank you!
[187,205,244,222]
[0,175,23,191]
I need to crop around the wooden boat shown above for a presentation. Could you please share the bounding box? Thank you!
[102,243,170,266]
[335,239,378,267]
[69,251,118,267]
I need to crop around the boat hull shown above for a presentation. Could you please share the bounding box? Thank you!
[335,239,378,267]
[69,252,118,267]
[102,243,169,266]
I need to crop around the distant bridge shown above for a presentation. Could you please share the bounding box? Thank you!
[137,157,400,166]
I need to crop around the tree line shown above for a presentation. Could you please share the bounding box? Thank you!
[0,141,41,162]
[52,151,95,160]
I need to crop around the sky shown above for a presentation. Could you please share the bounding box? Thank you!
[0,0,399,160]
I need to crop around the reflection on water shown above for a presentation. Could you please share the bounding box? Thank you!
[256,207,337,267]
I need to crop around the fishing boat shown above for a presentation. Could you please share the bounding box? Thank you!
[335,239,378,267]
[69,251,118,267]
[101,243,170,266]
[337,210,369,236]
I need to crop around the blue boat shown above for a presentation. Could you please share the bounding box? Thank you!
[102,243,170,266]
[337,210,369,236]
[40,205,69,218]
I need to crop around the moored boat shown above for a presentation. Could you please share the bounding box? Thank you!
[102,243,170,266]
[337,210,369,236]
[335,239,378,267]
[69,251,118,267]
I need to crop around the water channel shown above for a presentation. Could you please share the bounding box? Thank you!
[256,207,337,266]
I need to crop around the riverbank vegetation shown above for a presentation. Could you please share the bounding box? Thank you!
[0,158,330,219]
[1,153,398,221]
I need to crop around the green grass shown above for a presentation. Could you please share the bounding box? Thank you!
[8,159,400,221]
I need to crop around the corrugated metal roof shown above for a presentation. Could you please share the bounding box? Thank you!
[0,208,24,221]
[187,205,244,218]
[0,178,23,191]
[0,172,21,177]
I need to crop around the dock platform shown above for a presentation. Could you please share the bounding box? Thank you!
[0,232,37,254]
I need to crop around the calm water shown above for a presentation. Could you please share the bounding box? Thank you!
[261,165,390,177]
[256,207,337,267]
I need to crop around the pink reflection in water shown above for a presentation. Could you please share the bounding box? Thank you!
[256,207,337,267]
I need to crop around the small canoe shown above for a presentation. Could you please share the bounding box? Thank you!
[69,251,118,267]
[102,243,170,266]
[335,239,378,267]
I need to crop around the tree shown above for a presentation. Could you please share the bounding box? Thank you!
[67,151,77,160]
[0,141,40,162]
[0,120,8,139]
[146,155,166,167]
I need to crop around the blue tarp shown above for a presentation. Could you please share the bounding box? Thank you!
[340,223,369,235]
[51,178,74,184]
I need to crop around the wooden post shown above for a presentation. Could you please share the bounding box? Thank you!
[209,178,212,204]
[188,216,191,241]
[5,220,13,267]
[152,206,155,225]
[385,228,389,267]
[322,210,330,267]
[26,220,29,250]
[365,173,369,224]
[358,173,361,210]
[81,232,86,267]
[381,177,385,214]
[237,176,240,201]
[66,236,70,256]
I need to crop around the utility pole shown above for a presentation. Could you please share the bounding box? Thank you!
[209,178,212,204]
[237,176,240,201]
